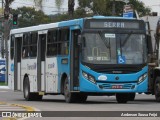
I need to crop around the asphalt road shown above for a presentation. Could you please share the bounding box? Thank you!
[0,88,160,120]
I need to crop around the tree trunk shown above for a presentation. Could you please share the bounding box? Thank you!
[68,0,75,18]
[4,0,13,84]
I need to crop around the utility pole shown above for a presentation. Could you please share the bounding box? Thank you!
[4,0,11,84]
[1,0,4,58]
[112,0,116,15]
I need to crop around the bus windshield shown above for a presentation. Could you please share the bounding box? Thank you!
[82,32,147,65]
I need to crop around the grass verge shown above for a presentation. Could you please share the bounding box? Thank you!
[0,82,7,86]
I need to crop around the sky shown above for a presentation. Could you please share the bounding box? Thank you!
[9,0,160,16]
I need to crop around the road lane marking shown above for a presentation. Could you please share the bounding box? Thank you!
[0,91,8,92]
[11,104,35,112]
[0,101,40,120]
[0,102,6,105]
[0,86,9,89]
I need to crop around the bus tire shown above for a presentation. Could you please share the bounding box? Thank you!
[23,77,42,101]
[64,77,76,103]
[128,93,136,101]
[76,94,87,103]
[23,77,34,101]
[33,93,43,101]
[154,77,160,102]
[116,93,128,103]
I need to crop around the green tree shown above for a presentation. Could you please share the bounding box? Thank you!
[0,8,3,15]
[4,0,14,19]
[33,0,43,11]
[77,0,151,17]
[55,0,63,13]
[11,7,51,28]
[129,0,151,16]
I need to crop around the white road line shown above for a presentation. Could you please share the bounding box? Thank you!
[0,104,27,111]
[0,86,9,89]
[0,91,7,92]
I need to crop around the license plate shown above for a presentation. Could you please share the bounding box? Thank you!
[112,85,123,89]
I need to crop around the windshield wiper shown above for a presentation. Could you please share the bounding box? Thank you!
[121,31,133,46]
[98,31,110,48]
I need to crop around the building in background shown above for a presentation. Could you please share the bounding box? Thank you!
[139,0,160,16]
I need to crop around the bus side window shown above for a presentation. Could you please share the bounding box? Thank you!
[30,32,38,57]
[47,29,58,56]
[22,33,29,58]
[58,28,69,55]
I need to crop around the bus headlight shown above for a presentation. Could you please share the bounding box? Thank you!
[138,73,147,84]
[82,71,96,84]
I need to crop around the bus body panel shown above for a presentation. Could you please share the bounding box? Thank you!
[45,57,58,93]
[41,61,45,91]
[80,64,148,93]
[8,36,14,90]
[57,56,70,93]
[8,62,13,90]
[17,63,21,90]
[21,59,37,92]
[9,61,14,90]
[58,19,84,29]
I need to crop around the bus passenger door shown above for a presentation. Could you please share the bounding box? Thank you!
[70,29,81,91]
[14,34,23,90]
[37,31,47,92]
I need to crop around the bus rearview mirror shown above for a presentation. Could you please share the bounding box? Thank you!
[147,35,153,54]
[78,35,86,47]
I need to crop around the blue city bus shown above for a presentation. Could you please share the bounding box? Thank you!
[0,59,6,82]
[8,16,151,103]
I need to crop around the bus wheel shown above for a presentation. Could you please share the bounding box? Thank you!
[128,93,136,101]
[23,77,42,101]
[155,77,160,102]
[116,93,128,103]
[64,77,76,103]
[33,93,43,101]
[23,77,33,101]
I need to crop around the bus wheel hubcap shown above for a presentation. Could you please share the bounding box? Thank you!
[65,82,69,97]
[24,85,28,97]
[156,83,160,97]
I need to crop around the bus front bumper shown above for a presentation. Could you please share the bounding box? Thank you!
[79,77,148,93]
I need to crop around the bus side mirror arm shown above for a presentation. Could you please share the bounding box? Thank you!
[147,35,153,54]
[78,35,82,45]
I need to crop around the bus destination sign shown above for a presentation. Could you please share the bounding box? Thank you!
[90,21,139,29]
[104,22,125,28]
[84,19,144,29]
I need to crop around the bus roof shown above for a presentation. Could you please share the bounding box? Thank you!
[10,16,137,34]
